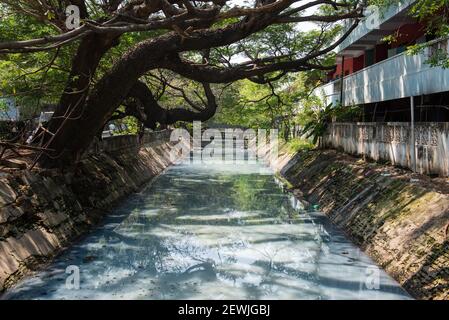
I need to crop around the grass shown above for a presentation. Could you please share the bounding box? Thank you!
[284,138,315,155]
[274,172,294,189]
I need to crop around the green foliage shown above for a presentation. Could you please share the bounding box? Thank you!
[0,9,73,117]
[213,80,278,129]
[208,11,342,133]
[374,0,449,68]
[0,0,357,131]
[116,116,140,135]
[300,101,361,144]
[213,73,315,132]
[0,5,164,119]
[300,103,332,144]
[408,40,449,68]
[0,99,8,111]
[407,0,449,68]
[285,138,315,154]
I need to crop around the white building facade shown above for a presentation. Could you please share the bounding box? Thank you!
[314,1,449,176]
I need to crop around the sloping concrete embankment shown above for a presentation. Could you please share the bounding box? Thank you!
[0,131,183,292]
[258,144,449,300]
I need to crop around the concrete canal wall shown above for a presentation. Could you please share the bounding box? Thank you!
[259,143,449,300]
[0,130,183,292]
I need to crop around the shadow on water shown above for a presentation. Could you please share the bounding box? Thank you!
[3,148,412,300]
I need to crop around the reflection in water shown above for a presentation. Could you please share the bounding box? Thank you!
[3,147,411,300]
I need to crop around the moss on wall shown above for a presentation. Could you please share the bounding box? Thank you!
[0,139,183,292]
[263,144,449,300]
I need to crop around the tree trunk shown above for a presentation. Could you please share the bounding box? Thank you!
[38,33,120,167]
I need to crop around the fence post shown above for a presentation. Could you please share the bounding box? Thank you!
[410,96,416,172]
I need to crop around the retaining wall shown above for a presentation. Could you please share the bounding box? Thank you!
[0,130,182,292]
[259,143,449,300]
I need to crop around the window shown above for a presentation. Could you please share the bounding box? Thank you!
[365,49,375,67]
[396,46,405,54]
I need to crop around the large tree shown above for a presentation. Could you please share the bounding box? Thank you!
[0,0,366,167]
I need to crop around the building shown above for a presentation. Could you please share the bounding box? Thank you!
[314,0,449,177]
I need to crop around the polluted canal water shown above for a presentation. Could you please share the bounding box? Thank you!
[3,141,411,300]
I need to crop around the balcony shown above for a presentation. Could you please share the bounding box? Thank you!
[315,38,449,106]
[337,0,416,56]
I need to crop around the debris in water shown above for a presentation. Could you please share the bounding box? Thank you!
[82,255,97,263]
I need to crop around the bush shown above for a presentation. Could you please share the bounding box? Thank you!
[285,138,315,154]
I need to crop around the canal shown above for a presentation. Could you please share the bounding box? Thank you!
[3,144,411,300]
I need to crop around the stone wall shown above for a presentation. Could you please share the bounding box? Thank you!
[323,122,449,177]
[0,130,183,292]
[258,143,449,300]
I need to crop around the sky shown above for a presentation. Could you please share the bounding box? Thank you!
[229,0,321,63]
[229,0,320,32]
